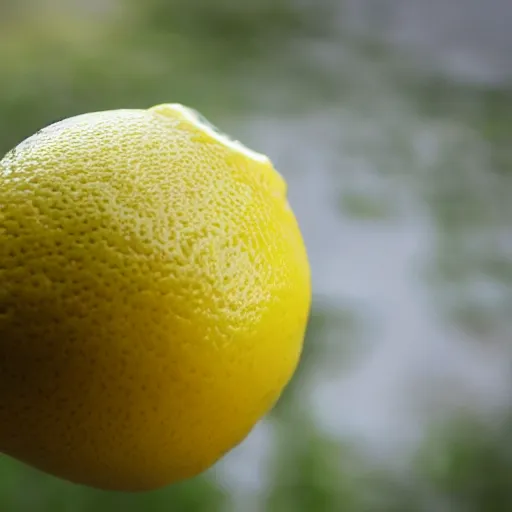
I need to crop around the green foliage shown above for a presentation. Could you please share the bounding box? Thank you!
[0,456,227,512]
[130,0,327,48]
[338,192,396,221]
[416,416,512,512]
[266,423,363,512]
[0,0,333,155]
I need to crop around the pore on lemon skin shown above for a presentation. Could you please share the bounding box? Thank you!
[0,104,311,491]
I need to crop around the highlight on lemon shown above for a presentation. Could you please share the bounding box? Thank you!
[0,104,311,491]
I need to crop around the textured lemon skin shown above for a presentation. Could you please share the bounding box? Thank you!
[0,105,311,491]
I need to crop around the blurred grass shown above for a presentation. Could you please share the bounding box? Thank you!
[0,0,333,154]
[0,455,227,512]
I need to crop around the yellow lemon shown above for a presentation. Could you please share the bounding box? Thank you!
[0,104,311,491]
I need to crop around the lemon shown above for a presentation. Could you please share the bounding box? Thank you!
[0,104,311,491]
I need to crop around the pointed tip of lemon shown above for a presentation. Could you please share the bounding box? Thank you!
[148,103,270,165]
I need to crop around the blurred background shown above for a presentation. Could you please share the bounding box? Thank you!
[1,0,511,510]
